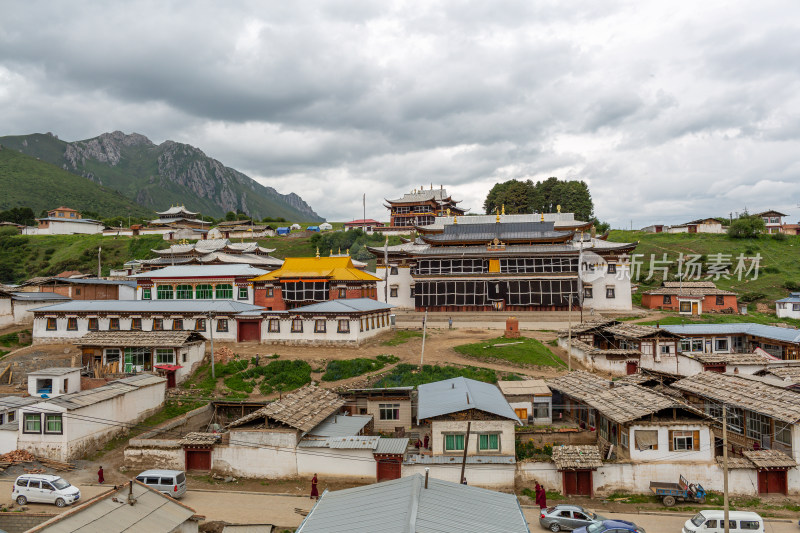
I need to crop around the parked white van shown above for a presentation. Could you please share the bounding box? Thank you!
[683,510,764,533]
[12,474,80,507]
[135,469,187,499]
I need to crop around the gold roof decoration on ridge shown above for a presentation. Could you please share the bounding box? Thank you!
[250,256,381,282]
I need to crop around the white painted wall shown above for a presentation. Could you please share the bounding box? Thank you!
[376,265,415,309]
[0,297,55,328]
[430,420,515,457]
[402,463,515,489]
[18,380,166,461]
[124,446,184,470]
[212,429,299,478]
[28,220,104,235]
[583,263,633,312]
[627,424,713,462]
[517,461,763,496]
[27,369,81,398]
[776,302,800,319]
[0,429,18,454]
[296,447,376,480]
[260,314,391,346]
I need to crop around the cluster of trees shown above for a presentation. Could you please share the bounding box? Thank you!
[0,207,36,226]
[727,213,767,239]
[483,177,609,232]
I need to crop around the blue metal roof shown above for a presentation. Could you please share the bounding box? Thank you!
[292,298,394,314]
[7,292,71,301]
[662,323,800,344]
[29,300,264,314]
[776,293,800,303]
[417,377,521,424]
[296,474,530,533]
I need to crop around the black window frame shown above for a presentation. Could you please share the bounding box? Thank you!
[268,319,280,333]
[337,319,350,333]
[66,317,78,331]
[216,319,229,332]
[291,318,303,333]
[606,287,616,299]
[109,317,120,331]
[131,318,142,331]
[88,317,99,331]
[46,318,57,331]
[314,319,326,333]
[607,263,617,274]
[663,295,672,304]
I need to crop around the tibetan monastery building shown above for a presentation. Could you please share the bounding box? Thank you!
[149,205,211,230]
[369,214,637,313]
[251,256,381,310]
[384,186,467,229]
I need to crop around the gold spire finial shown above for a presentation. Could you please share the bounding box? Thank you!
[557,204,561,213]
[495,207,500,223]
[315,247,320,258]
[502,204,505,215]
[446,208,451,217]
[540,212,544,222]
[346,248,350,256]
[330,249,333,256]
[338,247,341,255]
[453,215,458,225]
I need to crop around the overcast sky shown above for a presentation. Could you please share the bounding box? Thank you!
[2,1,800,226]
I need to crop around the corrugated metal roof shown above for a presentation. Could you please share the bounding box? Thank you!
[131,265,268,278]
[421,222,572,244]
[39,374,166,411]
[0,396,39,409]
[417,377,521,424]
[221,525,274,533]
[30,300,264,314]
[292,298,393,314]
[374,438,410,455]
[77,330,206,347]
[328,436,380,449]
[662,323,800,344]
[6,292,70,301]
[27,481,197,533]
[420,213,580,229]
[296,474,529,533]
[413,244,577,256]
[0,421,18,431]
[52,278,137,287]
[28,367,81,376]
[497,379,551,397]
[308,414,372,437]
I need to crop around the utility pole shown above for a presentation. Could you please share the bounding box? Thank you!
[567,291,572,372]
[383,236,389,303]
[208,312,216,379]
[723,402,729,533]
[420,310,428,366]
[97,247,101,278]
[460,421,471,484]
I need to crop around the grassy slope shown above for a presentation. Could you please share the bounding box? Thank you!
[0,234,169,283]
[0,147,153,217]
[612,230,800,306]
[454,336,566,368]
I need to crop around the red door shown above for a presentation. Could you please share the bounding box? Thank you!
[237,320,261,342]
[166,372,176,388]
[563,470,592,496]
[376,458,401,482]
[185,449,212,470]
[758,470,787,494]
[626,361,638,375]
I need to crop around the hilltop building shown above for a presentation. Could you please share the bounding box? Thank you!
[149,205,210,230]
[384,186,467,230]
[31,206,105,235]
[251,256,381,310]
[370,213,636,312]
[755,210,787,234]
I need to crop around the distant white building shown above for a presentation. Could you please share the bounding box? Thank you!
[666,218,725,234]
[776,293,800,319]
[28,207,104,235]
[0,290,70,328]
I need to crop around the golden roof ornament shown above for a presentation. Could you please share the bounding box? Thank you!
[502,204,505,215]
[495,207,500,223]
[540,212,544,222]
[315,247,320,258]
[346,248,350,256]
[453,215,458,224]
[557,204,561,213]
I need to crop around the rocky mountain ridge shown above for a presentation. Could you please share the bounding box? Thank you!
[0,131,322,221]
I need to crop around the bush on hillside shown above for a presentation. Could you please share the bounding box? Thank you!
[727,215,765,239]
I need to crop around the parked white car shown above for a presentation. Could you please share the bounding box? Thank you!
[12,474,80,507]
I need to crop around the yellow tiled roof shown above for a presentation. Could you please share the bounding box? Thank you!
[250,256,380,282]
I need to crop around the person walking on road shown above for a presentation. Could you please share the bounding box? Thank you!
[310,473,319,500]
[448,317,453,329]
[536,484,547,509]
[97,466,104,484]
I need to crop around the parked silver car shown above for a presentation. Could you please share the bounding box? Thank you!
[135,469,187,499]
[539,504,605,532]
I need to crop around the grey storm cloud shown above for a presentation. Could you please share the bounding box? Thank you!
[1,0,800,225]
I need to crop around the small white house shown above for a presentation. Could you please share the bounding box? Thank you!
[27,367,82,398]
[319,222,333,231]
[776,293,800,319]
[497,379,552,425]
[18,374,167,461]
[290,223,302,230]
[0,291,70,328]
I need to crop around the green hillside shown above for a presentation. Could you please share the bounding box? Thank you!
[611,230,800,307]
[0,233,168,284]
[0,146,154,218]
[0,132,323,222]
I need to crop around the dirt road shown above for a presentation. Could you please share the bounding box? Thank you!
[2,480,794,531]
